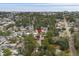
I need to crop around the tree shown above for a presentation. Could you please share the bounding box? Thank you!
[3,48,12,56]
[74,32,79,49]
[55,38,69,50]
[19,34,38,56]
[0,31,11,36]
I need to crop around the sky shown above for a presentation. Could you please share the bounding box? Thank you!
[0,3,79,12]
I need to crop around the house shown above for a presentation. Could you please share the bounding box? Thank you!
[35,27,48,34]
[0,36,7,44]
[11,49,18,56]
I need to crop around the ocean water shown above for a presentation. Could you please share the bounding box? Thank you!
[0,3,79,12]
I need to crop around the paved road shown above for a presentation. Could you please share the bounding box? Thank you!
[63,16,77,56]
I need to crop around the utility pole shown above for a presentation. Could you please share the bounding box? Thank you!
[63,15,77,56]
